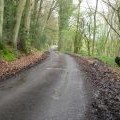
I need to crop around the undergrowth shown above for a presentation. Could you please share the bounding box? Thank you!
[0,47,17,61]
[66,50,118,67]
[96,55,117,67]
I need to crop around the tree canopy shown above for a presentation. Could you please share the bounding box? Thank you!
[0,0,120,62]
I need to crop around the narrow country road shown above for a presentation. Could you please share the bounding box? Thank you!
[0,52,91,120]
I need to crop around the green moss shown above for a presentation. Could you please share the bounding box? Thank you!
[2,52,16,61]
[69,51,117,67]
[0,48,17,61]
[97,56,117,67]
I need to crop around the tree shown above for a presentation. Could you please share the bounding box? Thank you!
[58,0,73,50]
[74,0,83,53]
[92,0,99,55]
[0,0,4,45]
[12,0,27,50]
[0,0,58,55]
[20,0,32,52]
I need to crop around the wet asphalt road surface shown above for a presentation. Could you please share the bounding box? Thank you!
[0,52,91,120]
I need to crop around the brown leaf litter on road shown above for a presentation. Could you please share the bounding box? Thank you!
[70,54,120,120]
[0,52,49,81]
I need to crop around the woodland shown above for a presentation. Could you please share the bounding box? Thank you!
[0,0,120,66]
[0,1,120,119]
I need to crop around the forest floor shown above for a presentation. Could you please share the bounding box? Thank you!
[0,51,49,81]
[70,54,120,120]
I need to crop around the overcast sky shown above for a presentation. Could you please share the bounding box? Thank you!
[73,0,108,12]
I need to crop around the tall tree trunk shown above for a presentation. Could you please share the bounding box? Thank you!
[58,1,62,51]
[74,0,81,53]
[58,0,73,51]
[35,0,43,27]
[20,0,32,52]
[92,0,99,55]
[40,0,54,36]
[24,0,32,36]
[88,23,91,56]
[0,0,4,45]
[74,7,80,53]
[35,0,54,49]
[12,0,27,50]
